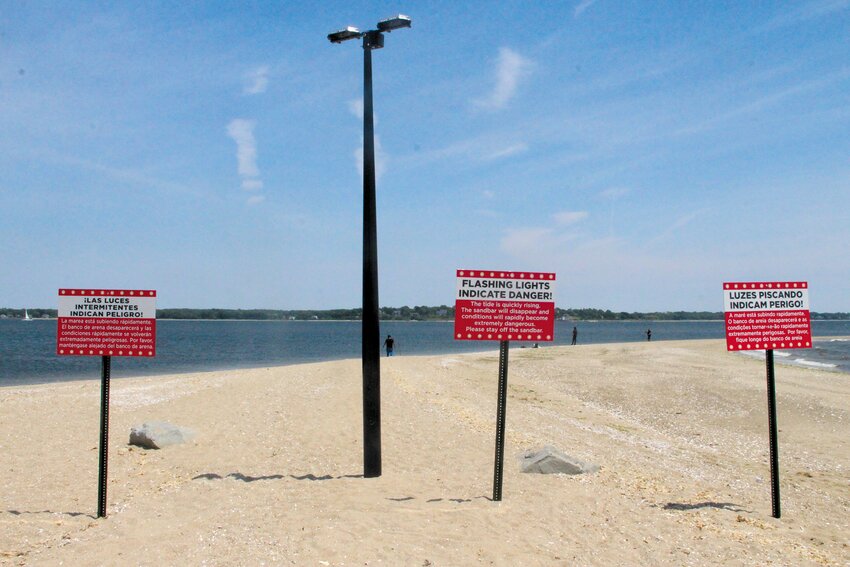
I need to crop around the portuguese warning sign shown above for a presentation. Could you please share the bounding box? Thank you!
[57,289,157,357]
[723,281,811,351]
[455,270,556,341]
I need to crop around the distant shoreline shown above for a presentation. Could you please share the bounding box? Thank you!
[3,304,850,322]
[0,332,850,392]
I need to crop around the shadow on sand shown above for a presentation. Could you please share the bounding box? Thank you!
[192,472,364,483]
[3,509,96,520]
[661,501,750,513]
[387,495,492,504]
[192,474,490,504]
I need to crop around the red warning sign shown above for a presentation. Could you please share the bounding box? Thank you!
[57,289,157,357]
[454,270,556,341]
[723,281,811,351]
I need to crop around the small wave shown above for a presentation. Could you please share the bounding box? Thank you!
[738,350,841,371]
[828,338,850,342]
[741,350,791,358]
[794,359,838,369]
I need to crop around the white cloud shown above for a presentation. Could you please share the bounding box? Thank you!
[500,227,555,257]
[348,98,381,126]
[348,98,364,121]
[497,226,726,311]
[553,211,589,226]
[396,135,530,169]
[646,210,704,246]
[485,143,529,161]
[350,99,387,181]
[599,187,630,200]
[241,179,263,192]
[758,0,850,32]
[501,213,587,263]
[669,211,700,231]
[227,118,265,200]
[45,152,201,197]
[243,66,269,95]
[226,119,260,177]
[246,195,266,206]
[474,47,533,111]
[354,135,388,182]
[574,0,601,17]
[598,188,630,237]
[671,69,850,138]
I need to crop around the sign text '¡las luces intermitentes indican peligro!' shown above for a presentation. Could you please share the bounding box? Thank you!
[68,297,144,318]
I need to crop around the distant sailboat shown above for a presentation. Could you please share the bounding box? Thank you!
[23,309,33,321]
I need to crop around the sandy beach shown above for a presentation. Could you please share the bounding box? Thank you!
[2,339,848,566]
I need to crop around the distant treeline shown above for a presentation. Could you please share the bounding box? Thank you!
[156,306,454,321]
[1,308,57,319]
[3,306,849,321]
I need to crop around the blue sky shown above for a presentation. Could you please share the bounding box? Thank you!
[2,1,848,311]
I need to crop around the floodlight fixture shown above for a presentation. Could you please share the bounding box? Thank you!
[363,30,384,50]
[376,14,412,33]
[327,26,362,43]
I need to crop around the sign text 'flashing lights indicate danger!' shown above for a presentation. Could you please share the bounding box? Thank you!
[455,270,556,342]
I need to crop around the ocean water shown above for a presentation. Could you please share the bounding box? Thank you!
[1,319,848,386]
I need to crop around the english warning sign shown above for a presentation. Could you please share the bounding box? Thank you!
[723,282,811,351]
[455,270,556,341]
[57,289,157,357]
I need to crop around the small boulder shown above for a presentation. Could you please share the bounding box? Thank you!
[520,446,599,475]
[129,422,195,449]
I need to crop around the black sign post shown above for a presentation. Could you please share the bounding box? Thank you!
[454,270,557,501]
[492,340,510,501]
[98,355,111,518]
[723,281,812,518]
[765,349,781,518]
[57,289,157,519]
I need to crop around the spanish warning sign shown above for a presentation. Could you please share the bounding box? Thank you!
[455,270,556,341]
[57,289,157,357]
[723,281,811,351]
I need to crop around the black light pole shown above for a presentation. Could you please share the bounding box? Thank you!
[328,15,411,479]
[361,29,381,479]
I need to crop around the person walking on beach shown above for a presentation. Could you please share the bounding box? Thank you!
[571,326,578,345]
[383,335,395,357]
[646,328,652,341]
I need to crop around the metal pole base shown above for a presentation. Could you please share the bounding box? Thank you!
[765,349,781,518]
[98,355,111,518]
[493,341,509,501]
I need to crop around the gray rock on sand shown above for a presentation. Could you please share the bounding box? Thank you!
[129,421,196,449]
[520,446,599,475]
